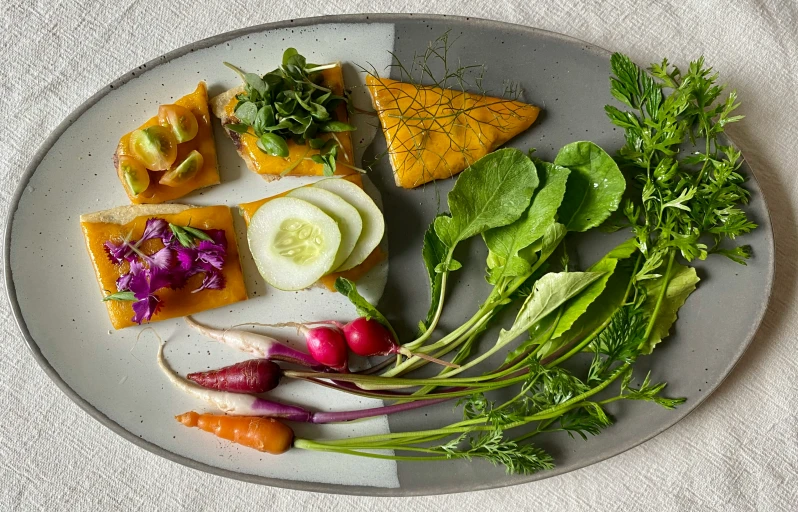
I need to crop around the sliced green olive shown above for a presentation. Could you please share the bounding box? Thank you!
[159,150,204,187]
[158,104,199,143]
[129,125,178,171]
[117,155,150,196]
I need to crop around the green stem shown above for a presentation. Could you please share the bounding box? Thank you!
[641,249,676,346]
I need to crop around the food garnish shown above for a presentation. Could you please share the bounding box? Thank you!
[114,82,220,204]
[211,49,358,179]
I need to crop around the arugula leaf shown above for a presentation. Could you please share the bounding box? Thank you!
[510,238,638,362]
[639,262,699,354]
[496,272,604,347]
[483,162,569,283]
[554,141,626,233]
[419,221,447,334]
[335,277,398,340]
[543,254,637,357]
[234,102,258,125]
[434,149,539,248]
[503,310,560,364]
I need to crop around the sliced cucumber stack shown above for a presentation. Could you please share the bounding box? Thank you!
[248,197,342,291]
[313,178,385,271]
[287,187,363,272]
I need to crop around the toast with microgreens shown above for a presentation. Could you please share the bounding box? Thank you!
[210,48,358,180]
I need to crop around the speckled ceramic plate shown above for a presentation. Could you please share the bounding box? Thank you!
[5,14,774,496]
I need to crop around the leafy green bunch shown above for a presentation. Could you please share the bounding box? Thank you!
[605,53,756,268]
[311,53,754,475]
[224,48,355,175]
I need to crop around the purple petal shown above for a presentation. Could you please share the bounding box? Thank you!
[168,269,188,290]
[128,271,150,300]
[116,272,133,292]
[131,295,162,324]
[206,229,228,249]
[147,267,172,292]
[103,241,132,264]
[176,247,197,270]
[197,241,226,270]
[140,218,168,243]
[129,259,144,276]
[192,271,226,293]
[145,247,174,270]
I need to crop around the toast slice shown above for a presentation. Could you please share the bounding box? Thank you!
[114,82,221,203]
[80,204,247,329]
[210,64,356,180]
[366,76,541,188]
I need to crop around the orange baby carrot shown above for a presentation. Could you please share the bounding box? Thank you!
[176,411,294,455]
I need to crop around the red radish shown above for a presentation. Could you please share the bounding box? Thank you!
[342,317,459,368]
[185,317,322,369]
[303,326,349,372]
[187,359,281,394]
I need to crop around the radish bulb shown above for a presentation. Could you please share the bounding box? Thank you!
[342,318,458,368]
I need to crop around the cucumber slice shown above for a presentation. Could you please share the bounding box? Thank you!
[248,197,342,291]
[287,187,363,272]
[313,178,385,271]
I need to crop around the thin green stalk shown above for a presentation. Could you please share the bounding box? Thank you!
[642,249,676,345]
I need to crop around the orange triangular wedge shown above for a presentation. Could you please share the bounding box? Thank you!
[366,76,540,188]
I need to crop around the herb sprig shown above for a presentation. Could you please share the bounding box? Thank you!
[224,48,356,176]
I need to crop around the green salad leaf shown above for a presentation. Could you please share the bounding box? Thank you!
[555,141,626,233]
[483,162,569,284]
[434,149,539,248]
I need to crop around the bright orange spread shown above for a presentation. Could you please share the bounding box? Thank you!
[237,175,385,292]
[365,76,541,189]
[81,206,247,329]
[222,66,355,178]
[116,82,220,204]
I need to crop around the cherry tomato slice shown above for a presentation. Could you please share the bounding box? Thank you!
[158,104,199,143]
[159,150,204,187]
[117,155,150,196]
[129,126,178,171]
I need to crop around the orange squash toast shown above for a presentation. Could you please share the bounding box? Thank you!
[210,63,356,180]
[81,204,247,329]
[366,76,540,188]
[114,82,220,204]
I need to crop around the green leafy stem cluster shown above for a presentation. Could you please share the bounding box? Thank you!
[297,53,754,474]
[224,48,357,176]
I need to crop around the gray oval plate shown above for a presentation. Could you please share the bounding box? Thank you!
[5,14,774,496]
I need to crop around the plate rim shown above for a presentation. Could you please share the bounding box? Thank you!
[3,12,776,497]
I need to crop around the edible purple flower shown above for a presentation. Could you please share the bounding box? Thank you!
[128,267,171,324]
[116,259,144,292]
[104,220,228,321]
[104,218,169,264]
[192,271,226,293]
[196,240,226,270]
[143,246,174,270]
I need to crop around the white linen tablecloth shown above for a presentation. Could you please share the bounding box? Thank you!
[1,1,796,510]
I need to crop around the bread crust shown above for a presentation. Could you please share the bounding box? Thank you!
[79,204,195,225]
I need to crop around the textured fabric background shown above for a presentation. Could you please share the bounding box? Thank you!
[1,1,796,510]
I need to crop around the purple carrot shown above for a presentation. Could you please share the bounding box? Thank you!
[187,359,282,394]
[157,341,449,423]
[185,316,320,368]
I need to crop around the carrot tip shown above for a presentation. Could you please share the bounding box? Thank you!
[175,411,199,427]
